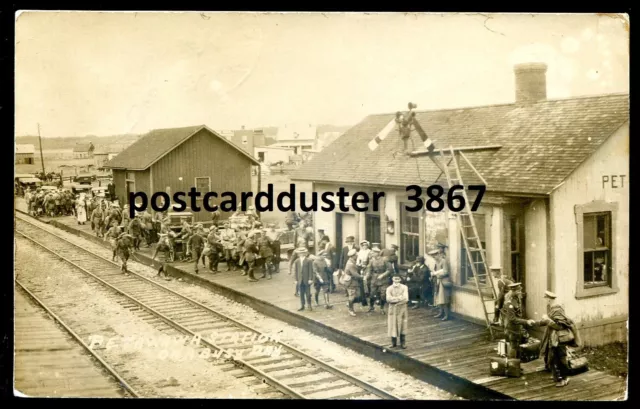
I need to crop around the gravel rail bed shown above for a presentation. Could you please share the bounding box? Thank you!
[14,235,263,398]
[15,213,460,400]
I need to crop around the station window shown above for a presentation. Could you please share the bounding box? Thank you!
[582,212,612,288]
[400,206,420,264]
[574,201,619,299]
[460,213,487,285]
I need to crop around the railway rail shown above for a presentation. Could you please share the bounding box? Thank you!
[14,283,139,398]
[15,214,401,400]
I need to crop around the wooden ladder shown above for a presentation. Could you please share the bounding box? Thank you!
[437,146,499,340]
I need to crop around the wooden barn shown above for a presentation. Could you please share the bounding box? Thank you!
[73,142,95,158]
[103,125,260,223]
[15,144,35,164]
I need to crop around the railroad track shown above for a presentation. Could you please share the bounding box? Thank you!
[14,282,139,398]
[15,215,401,400]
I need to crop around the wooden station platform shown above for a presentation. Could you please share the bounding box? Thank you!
[14,201,627,401]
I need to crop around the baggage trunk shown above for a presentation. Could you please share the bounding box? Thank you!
[489,356,522,378]
[519,337,541,363]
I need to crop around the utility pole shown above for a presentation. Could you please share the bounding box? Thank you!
[37,123,45,175]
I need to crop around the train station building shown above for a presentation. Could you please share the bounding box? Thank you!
[292,64,629,346]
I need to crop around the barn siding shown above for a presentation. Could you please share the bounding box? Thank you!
[151,129,254,222]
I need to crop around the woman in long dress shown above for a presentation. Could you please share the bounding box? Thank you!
[76,193,87,225]
[386,274,409,349]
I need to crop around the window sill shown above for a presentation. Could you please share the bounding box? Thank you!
[453,284,481,295]
[575,285,619,299]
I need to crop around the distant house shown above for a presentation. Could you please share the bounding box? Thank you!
[94,146,121,168]
[73,142,95,158]
[15,144,35,164]
[103,125,260,223]
[254,146,295,165]
[272,124,318,154]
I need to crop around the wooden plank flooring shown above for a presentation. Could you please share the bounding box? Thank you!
[35,211,628,401]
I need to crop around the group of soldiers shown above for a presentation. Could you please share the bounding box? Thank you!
[24,187,75,217]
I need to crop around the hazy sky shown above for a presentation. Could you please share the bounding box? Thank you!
[15,12,629,137]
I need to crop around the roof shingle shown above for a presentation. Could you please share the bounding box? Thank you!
[104,125,259,169]
[291,93,629,195]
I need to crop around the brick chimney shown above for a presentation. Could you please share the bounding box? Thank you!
[514,63,547,104]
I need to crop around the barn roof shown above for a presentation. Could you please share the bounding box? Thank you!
[290,93,629,196]
[104,125,260,170]
[73,143,94,153]
[15,144,35,154]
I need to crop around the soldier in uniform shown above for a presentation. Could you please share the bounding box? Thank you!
[256,230,275,280]
[115,231,135,274]
[220,223,237,271]
[91,202,105,237]
[203,226,222,272]
[104,220,123,261]
[312,249,334,309]
[186,225,206,274]
[380,244,399,274]
[366,246,394,314]
[238,231,259,282]
[128,213,143,251]
[501,282,535,359]
[493,270,514,325]
[343,249,362,317]
[431,245,452,321]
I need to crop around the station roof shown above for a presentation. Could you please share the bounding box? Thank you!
[291,93,629,196]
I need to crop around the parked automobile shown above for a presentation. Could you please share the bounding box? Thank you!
[91,186,108,198]
[71,174,93,194]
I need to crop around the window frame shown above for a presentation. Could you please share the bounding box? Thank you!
[399,202,422,265]
[574,201,619,299]
[194,176,212,210]
[459,209,490,286]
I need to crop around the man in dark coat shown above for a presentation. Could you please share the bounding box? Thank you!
[292,247,314,311]
[532,291,580,387]
[408,256,432,309]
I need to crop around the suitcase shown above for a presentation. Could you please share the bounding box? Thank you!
[489,356,522,378]
[519,337,541,363]
[565,348,589,375]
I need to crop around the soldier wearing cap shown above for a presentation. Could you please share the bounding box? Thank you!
[380,244,400,275]
[312,249,334,309]
[339,236,359,271]
[386,274,409,348]
[492,270,514,325]
[501,282,535,358]
[203,225,222,272]
[256,229,275,280]
[186,224,206,274]
[408,255,432,309]
[531,291,579,387]
[430,245,452,320]
[365,245,394,314]
[238,230,259,282]
[343,248,362,317]
[292,247,314,311]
